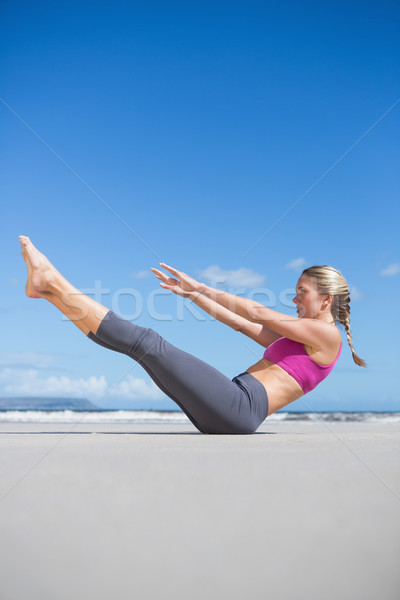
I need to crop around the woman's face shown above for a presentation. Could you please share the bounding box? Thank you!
[292,275,322,319]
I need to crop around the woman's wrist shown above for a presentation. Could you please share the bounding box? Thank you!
[187,287,206,301]
[197,281,208,295]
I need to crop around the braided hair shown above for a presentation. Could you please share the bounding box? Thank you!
[301,265,367,367]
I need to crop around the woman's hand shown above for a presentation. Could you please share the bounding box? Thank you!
[151,263,203,298]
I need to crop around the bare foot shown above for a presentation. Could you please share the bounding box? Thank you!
[19,235,57,298]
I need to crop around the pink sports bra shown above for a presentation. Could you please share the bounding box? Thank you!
[263,337,342,394]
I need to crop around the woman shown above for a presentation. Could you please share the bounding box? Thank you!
[19,235,366,434]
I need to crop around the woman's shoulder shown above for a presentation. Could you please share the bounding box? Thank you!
[306,326,342,365]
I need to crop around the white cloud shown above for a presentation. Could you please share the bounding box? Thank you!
[349,285,363,301]
[0,368,108,398]
[0,368,163,401]
[0,352,59,369]
[380,263,400,277]
[130,270,152,279]
[198,265,266,288]
[110,375,163,399]
[285,258,307,272]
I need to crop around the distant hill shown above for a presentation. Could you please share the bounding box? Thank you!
[0,397,98,411]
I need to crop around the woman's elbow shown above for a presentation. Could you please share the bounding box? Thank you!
[249,305,265,323]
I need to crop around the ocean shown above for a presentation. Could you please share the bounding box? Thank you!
[1,410,400,424]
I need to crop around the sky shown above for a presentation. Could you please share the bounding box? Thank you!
[1,0,399,412]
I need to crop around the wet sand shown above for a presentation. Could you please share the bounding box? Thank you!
[1,420,399,600]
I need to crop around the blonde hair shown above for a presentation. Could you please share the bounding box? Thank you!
[301,265,367,367]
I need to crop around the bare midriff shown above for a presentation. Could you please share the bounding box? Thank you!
[246,358,304,416]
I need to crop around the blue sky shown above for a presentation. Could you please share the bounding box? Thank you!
[1,0,399,412]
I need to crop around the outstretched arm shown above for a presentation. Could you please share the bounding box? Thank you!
[152,263,337,351]
[151,264,281,347]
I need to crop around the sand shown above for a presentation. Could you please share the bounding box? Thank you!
[0,420,399,600]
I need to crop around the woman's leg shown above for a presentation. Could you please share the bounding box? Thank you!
[90,311,269,434]
[19,235,108,335]
[19,236,268,433]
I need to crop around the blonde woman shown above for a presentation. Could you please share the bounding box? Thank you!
[19,235,366,434]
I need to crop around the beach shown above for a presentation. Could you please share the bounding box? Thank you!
[1,419,399,600]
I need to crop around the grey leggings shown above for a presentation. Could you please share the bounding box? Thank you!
[87,310,269,434]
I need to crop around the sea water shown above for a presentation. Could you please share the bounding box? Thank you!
[1,410,399,424]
